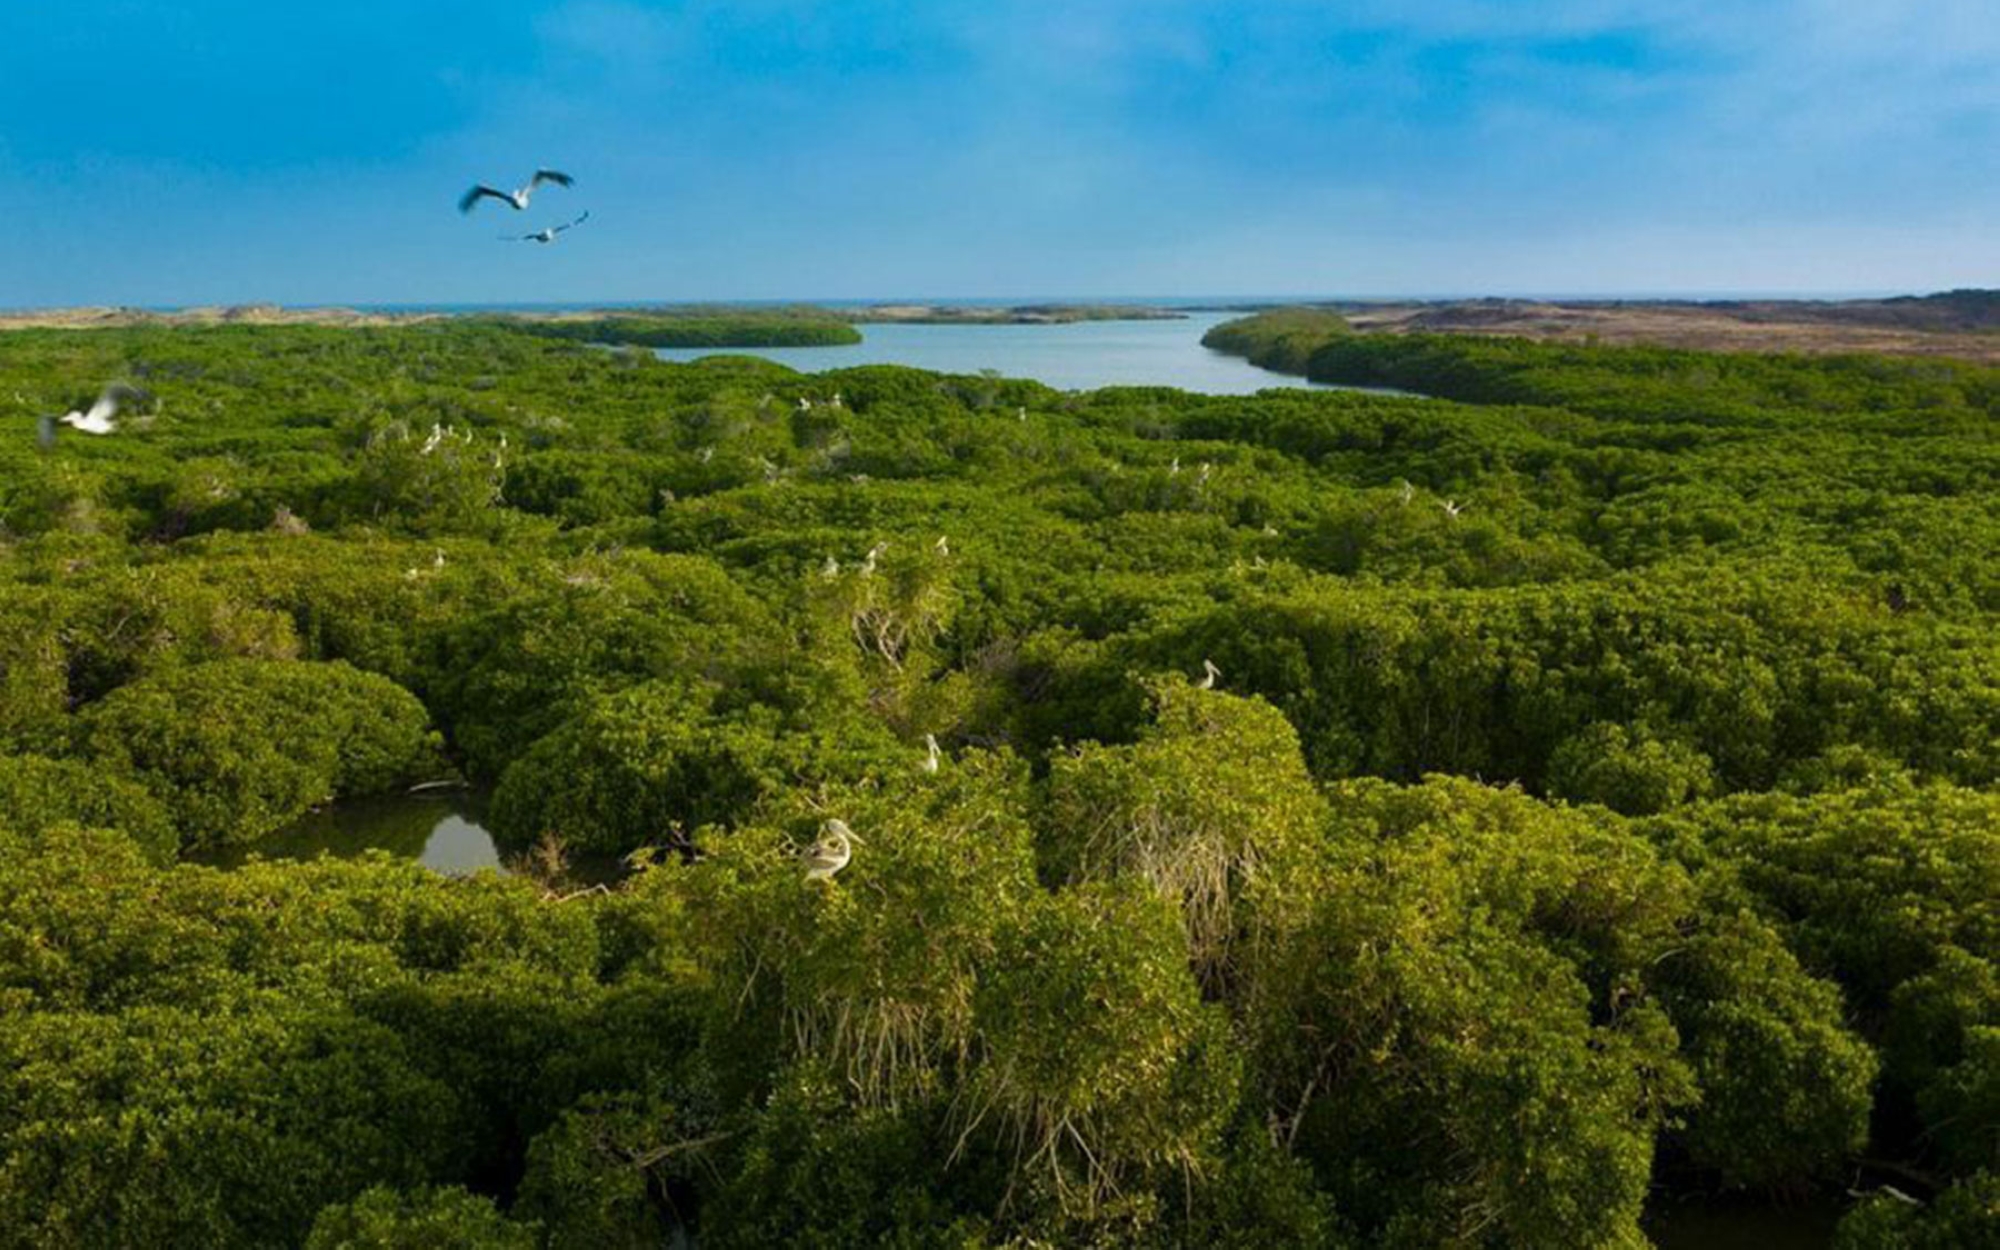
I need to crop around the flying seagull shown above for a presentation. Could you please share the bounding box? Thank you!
[804,819,856,882]
[502,211,591,245]
[39,382,149,446]
[459,169,575,213]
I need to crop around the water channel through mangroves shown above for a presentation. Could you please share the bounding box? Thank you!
[649,310,1409,396]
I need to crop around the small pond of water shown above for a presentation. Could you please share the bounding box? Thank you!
[204,789,505,875]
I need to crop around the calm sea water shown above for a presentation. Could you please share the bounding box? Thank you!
[649,311,1337,395]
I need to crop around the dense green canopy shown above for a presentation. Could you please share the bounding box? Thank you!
[0,320,1993,1245]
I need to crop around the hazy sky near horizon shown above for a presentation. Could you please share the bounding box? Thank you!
[4,1,1995,305]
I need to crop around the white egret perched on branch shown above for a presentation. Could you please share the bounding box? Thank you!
[804,819,856,882]
[1197,659,1221,690]
[38,382,150,446]
[821,556,840,579]
[922,734,942,774]
[861,542,888,576]
[459,168,574,213]
[934,535,950,557]
[1398,478,1416,506]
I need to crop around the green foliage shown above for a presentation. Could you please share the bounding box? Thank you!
[1653,912,1878,1187]
[1199,307,1351,375]
[508,309,862,348]
[306,1185,537,1250]
[970,879,1237,1215]
[1042,677,1325,986]
[353,420,506,534]
[78,659,442,850]
[0,753,177,863]
[431,550,782,779]
[491,680,900,856]
[514,1092,681,1249]
[1251,778,1698,1246]
[491,682,770,855]
[2,320,1996,1243]
[1832,1171,2000,1249]
[1549,721,1716,814]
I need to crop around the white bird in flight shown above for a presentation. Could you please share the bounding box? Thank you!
[804,819,856,882]
[459,169,575,213]
[1197,659,1221,690]
[502,211,591,245]
[1440,499,1466,519]
[39,383,149,446]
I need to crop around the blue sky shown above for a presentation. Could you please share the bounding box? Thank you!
[3,1,1995,305]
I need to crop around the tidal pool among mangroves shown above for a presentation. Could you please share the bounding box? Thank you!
[200,789,505,876]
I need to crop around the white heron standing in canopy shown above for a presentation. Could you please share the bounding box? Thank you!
[459,169,574,213]
[1197,659,1221,690]
[934,535,950,557]
[804,819,856,882]
[922,734,942,774]
[39,382,149,446]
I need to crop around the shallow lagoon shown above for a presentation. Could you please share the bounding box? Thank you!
[650,310,1347,395]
